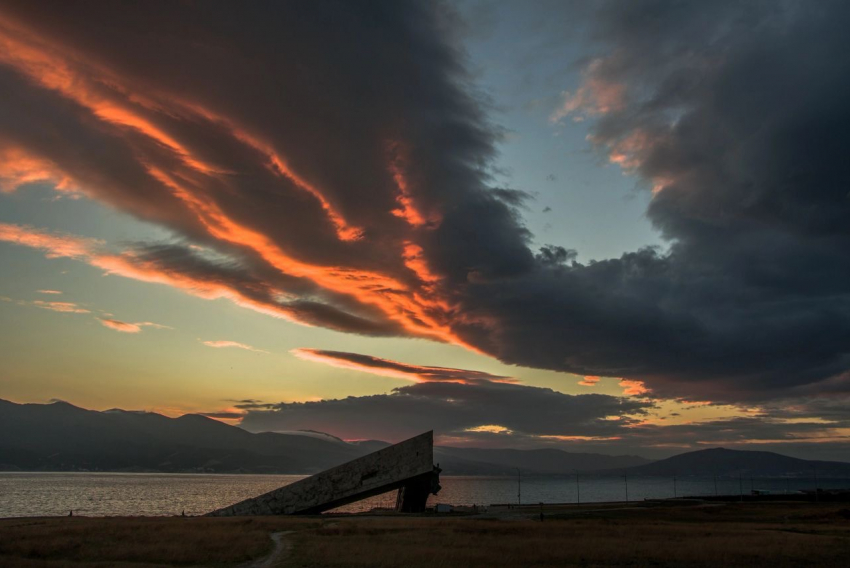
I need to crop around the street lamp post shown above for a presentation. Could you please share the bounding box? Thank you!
[739,473,743,502]
[576,472,581,505]
[517,468,521,506]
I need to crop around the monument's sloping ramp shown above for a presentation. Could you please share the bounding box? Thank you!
[207,431,440,516]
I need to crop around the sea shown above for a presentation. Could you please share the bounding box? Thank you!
[1,473,847,518]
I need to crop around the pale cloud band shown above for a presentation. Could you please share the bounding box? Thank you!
[99,318,170,333]
[1,295,89,314]
[201,340,268,354]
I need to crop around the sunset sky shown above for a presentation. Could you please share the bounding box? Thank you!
[1,0,848,460]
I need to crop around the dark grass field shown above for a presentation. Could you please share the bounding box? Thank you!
[1,502,848,567]
[0,516,318,567]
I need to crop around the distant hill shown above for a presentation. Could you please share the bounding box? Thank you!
[436,447,651,474]
[614,447,850,478]
[0,399,373,474]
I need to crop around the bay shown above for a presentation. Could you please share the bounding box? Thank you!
[1,472,846,518]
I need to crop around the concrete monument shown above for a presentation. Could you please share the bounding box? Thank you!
[207,431,441,516]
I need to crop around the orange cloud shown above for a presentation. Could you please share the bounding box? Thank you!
[1,294,89,314]
[386,140,440,229]
[144,167,471,348]
[0,145,75,193]
[159,99,363,242]
[237,130,363,242]
[0,8,479,355]
[99,318,170,333]
[0,222,100,259]
[0,223,361,332]
[0,217,470,352]
[550,59,626,123]
[551,55,676,196]
[579,375,600,387]
[465,424,513,434]
[619,379,649,396]
[0,15,220,179]
[402,242,441,285]
[99,318,141,333]
[0,5,522,381]
[537,434,623,442]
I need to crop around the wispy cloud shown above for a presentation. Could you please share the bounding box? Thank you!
[99,319,141,333]
[619,379,649,396]
[579,375,600,387]
[0,223,101,259]
[292,348,514,384]
[31,300,89,313]
[549,60,626,123]
[0,223,402,337]
[98,318,171,333]
[137,321,171,329]
[201,340,268,354]
[225,399,277,410]
[5,290,172,335]
[2,294,88,314]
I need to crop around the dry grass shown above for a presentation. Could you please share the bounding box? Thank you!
[0,516,317,567]
[290,503,850,568]
[1,503,848,567]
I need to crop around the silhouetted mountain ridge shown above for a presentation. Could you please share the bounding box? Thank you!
[0,399,364,473]
[613,447,850,477]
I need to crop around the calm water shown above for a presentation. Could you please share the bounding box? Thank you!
[1,473,847,518]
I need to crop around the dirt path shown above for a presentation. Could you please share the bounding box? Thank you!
[244,530,294,568]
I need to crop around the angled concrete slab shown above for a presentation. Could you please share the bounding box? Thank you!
[207,431,441,516]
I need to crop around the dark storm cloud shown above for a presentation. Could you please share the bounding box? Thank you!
[239,379,652,442]
[456,0,850,402]
[1,0,850,404]
[221,399,278,411]
[237,376,849,459]
[232,402,278,411]
[757,398,850,425]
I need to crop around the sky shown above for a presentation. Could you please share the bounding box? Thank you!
[1,0,849,460]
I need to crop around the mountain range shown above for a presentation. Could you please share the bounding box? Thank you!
[608,447,850,478]
[2,399,848,477]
